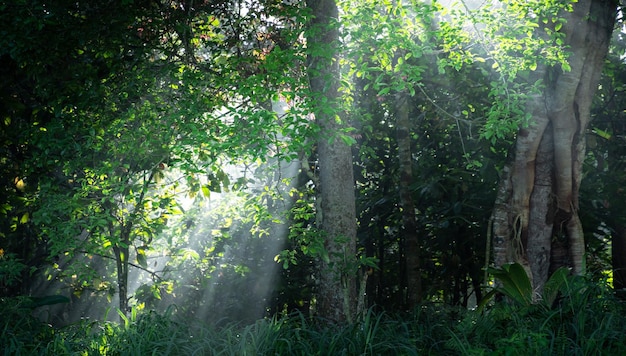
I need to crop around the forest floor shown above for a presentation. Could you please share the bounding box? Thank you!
[3,281,626,355]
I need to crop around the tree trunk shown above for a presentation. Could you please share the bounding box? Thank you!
[395,90,422,309]
[491,0,616,293]
[306,0,358,323]
[113,242,129,315]
[112,221,132,316]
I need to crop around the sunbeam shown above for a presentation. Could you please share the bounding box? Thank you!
[122,99,302,324]
[27,98,302,327]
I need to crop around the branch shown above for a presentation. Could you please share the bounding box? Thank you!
[76,250,164,282]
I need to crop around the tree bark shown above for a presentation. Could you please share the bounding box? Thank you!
[306,0,358,323]
[491,0,616,292]
[113,241,129,315]
[395,90,422,308]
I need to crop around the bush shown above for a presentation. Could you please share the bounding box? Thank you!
[447,273,626,355]
[0,297,57,356]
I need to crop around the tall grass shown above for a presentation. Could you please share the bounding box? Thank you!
[446,276,626,355]
[3,280,626,356]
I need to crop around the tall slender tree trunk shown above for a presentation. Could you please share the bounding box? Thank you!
[306,0,358,323]
[395,90,422,309]
[113,240,129,314]
[491,0,616,292]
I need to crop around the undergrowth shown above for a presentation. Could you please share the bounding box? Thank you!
[2,278,626,355]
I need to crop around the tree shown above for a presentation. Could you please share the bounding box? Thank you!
[341,0,504,309]
[306,0,358,322]
[341,0,428,309]
[0,0,169,302]
[1,0,310,318]
[582,27,626,295]
[4,0,622,324]
[489,0,618,292]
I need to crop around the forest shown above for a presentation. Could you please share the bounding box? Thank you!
[2,0,626,354]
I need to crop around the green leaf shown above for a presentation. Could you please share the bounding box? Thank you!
[321,248,330,264]
[339,134,356,146]
[179,248,200,261]
[593,127,612,140]
[201,185,211,198]
[136,248,148,269]
[554,21,563,31]
[27,295,70,308]
[488,262,533,306]
[541,267,569,306]
[477,289,498,311]
[0,203,12,214]
[561,61,571,72]
[378,87,391,96]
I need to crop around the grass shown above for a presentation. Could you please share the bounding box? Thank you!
[3,283,626,356]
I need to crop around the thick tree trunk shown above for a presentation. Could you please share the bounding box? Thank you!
[395,90,422,308]
[527,122,554,289]
[491,0,616,293]
[306,0,358,323]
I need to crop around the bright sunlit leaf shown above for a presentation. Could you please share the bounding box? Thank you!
[562,61,571,72]
[136,248,148,268]
[593,128,612,140]
[201,185,211,198]
[179,248,200,261]
[554,21,563,31]
[14,178,25,191]
[152,287,161,300]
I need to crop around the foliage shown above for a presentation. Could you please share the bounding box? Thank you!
[450,275,626,355]
[0,0,624,340]
[0,251,27,291]
[340,0,503,308]
[580,23,626,286]
[484,262,569,308]
[488,262,534,306]
[426,0,578,146]
[0,296,68,355]
[1,0,312,317]
[4,292,626,355]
